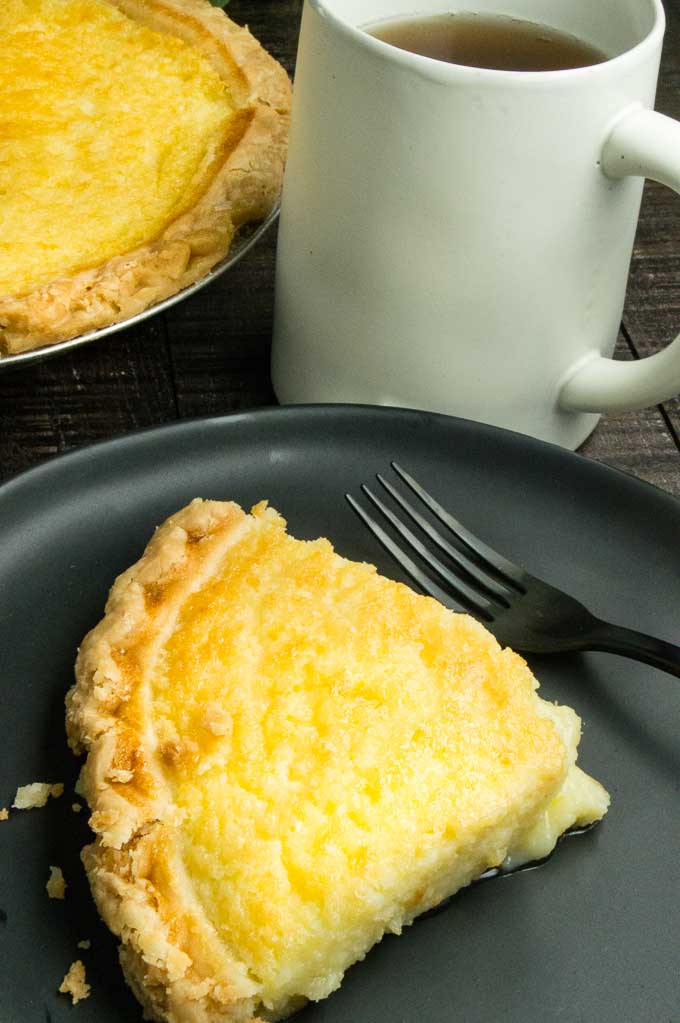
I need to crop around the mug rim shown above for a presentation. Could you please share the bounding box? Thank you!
[308,0,665,80]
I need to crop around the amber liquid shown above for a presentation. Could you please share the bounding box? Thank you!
[366,12,608,71]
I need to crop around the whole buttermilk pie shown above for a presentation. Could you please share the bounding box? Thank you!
[66,499,609,1023]
[0,0,291,355]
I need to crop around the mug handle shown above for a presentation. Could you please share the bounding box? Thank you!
[560,107,680,413]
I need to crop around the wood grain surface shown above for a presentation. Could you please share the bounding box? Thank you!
[1,0,679,498]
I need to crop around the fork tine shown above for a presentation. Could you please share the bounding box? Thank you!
[347,488,495,620]
[391,462,526,591]
[346,493,490,618]
[376,473,512,605]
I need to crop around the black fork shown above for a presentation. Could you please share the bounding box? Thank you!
[346,462,680,678]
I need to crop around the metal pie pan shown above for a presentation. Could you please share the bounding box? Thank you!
[0,206,279,371]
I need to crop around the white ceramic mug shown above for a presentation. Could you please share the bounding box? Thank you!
[271,0,680,449]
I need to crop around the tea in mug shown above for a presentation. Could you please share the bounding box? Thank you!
[366,12,607,71]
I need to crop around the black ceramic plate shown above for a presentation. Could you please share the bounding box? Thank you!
[1,406,678,1023]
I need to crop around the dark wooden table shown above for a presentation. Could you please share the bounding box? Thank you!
[2,0,679,496]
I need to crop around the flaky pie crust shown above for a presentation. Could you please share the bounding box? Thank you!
[67,499,281,1022]
[0,0,291,356]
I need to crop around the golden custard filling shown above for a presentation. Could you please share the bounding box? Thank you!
[0,0,238,297]
[151,509,608,1010]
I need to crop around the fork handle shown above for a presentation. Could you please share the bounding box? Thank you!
[588,622,680,679]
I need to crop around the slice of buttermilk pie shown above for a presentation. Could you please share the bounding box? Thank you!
[66,499,609,1022]
[0,0,290,354]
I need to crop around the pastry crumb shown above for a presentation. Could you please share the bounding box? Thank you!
[46,865,67,900]
[77,939,91,950]
[12,782,63,809]
[106,768,134,784]
[203,702,232,737]
[59,960,91,1004]
[0,808,8,820]
[72,802,83,813]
